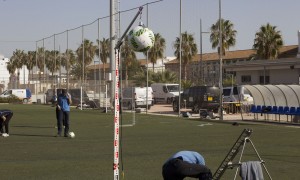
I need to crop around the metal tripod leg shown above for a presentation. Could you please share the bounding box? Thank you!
[213,129,252,180]
[233,137,272,180]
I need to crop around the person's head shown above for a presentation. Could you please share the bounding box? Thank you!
[57,89,62,95]
[62,89,67,96]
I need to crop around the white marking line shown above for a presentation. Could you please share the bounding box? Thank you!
[121,124,134,127]
[285,126,300,128]
[197,123,213,127]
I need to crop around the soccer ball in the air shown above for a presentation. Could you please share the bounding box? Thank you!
[128,25,155,52]
[68,132,75,138]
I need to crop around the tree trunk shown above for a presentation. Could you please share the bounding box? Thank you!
[184,64,187,81]
[125,67,128,87]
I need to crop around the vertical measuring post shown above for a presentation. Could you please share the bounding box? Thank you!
[113,7,143,180]
[113,50,120,180]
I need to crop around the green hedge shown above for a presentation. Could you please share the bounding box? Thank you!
[0,95,23,103]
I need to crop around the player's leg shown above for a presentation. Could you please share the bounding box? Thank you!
[57,110,63,136]
[4,112,13,134]
[177,160,211,179]
[162,159,185,180]
[63,111,70,137]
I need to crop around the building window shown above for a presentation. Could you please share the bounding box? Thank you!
[259,76,270,84]
[241,75,251,83]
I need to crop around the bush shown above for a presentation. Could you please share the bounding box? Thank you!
[0,95,22,103]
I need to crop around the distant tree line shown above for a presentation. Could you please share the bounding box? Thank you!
[7,20,283,88]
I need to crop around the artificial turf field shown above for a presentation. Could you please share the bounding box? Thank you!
[0,104,299,180]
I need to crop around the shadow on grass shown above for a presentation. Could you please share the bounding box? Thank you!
[10,133,57,138]
[12,125,55,129]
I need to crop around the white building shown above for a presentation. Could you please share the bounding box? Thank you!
[144,56,176,72]
[0,55,10,92]
[0,54,29,91]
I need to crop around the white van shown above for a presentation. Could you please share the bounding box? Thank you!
[122,87,153,109]
[223,86,253,103]
[151,83,180,104]
[0,89,32,103]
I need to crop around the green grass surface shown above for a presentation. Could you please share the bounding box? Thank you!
[0,104,299,180]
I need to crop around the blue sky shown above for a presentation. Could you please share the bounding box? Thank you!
[1,0,300,59]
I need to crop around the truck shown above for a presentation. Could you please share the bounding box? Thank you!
[122,87,153,110]
[45,88,89,106]
[223,86,254,103]
[0,89,32,103]
[172,86,220,113]
[151,83,180,104]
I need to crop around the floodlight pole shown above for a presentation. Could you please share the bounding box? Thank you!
[219,0,223,121]
[113,7,143,180]
[178,0,182,117]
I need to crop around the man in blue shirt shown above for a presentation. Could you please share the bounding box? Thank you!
[162,151,212,180]
[57,89,72,137]
[0,109,13,137]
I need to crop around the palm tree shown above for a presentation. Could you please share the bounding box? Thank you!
[45,50,60,88]
[121,36,137,86]
[253,23,283,60]
[132,70,178,86]
[143,33,166,71]
[210,18,237,55]
[151,70,178,83]
[174,31,198,81]
[25,51,36,84]
[76,39,97,83]
[36,47,46,92]
[70,63,83,80]
[6,61,17,88]
[11,49,26,88]
[96,38,110,80]
[132,70,153,86]
[61,49,76,88]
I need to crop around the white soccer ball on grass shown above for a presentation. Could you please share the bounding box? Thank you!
[68,132,75,138]
[128,25,155,52]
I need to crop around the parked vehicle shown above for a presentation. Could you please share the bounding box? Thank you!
[172,86,220,113]
[223,86,253,103]
[151,83,180,104]
[45,89,56,104]
[0,89,31,103]
[45,89,89,106]
[122,87,153,109]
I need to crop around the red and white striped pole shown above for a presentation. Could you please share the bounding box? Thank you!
[113,7,143,180]
[113,50,120,180]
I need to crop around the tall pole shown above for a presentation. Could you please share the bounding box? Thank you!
[178,0,182,117]
[146,3,149,113]
[111,0,117,178]
[59,46,61,88]
[66,30,69,90]
[54,34,56,89]
[200,19,203,84]
[35,41,38,100]
[110,0,116,107]
[113,7,143,180]
[82,25,85,86]
[200,19,210,85]
[98,19,101,106]
[43,38,45,93]
[219,0,223,120]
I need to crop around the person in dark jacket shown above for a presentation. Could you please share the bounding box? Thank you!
[162,150,212,180]
[0,109,14,137]
[57,89,72,137]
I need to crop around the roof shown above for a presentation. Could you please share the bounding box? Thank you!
[87,63,110,70]
[165,45,298,64]
[87,45,299,69]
